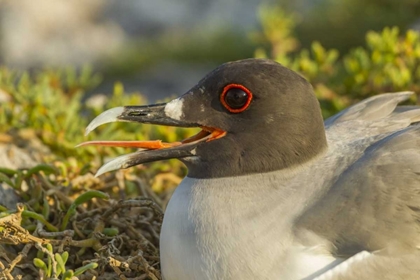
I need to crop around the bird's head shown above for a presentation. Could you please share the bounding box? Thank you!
[80,59,327,178]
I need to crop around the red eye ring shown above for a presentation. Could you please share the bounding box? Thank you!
[220,84,253,113]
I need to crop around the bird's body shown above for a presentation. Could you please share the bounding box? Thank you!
[161,92,420,279]
[83,59,420,279]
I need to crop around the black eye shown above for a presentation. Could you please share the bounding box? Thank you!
[220,84,253,113]
[225,88,248,109]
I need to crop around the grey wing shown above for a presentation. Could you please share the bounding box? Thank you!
[325,91,420,146]
[298,125,420,278]
[324,91,414,127]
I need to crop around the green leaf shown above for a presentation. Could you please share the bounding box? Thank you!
[33,258,48,273]
[74,262,98,276]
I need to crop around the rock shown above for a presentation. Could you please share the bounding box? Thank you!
[0,144,32,209]
[0,130,52,209]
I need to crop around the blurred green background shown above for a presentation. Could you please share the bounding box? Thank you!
[1,0,420,192]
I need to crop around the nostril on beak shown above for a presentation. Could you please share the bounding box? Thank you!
[128,111,149,117]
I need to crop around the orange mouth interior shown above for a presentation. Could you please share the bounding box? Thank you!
[77,126,226,150]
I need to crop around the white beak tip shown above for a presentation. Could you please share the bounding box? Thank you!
[85,107,125,136]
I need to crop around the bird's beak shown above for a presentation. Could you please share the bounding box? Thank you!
[78,103,225,177]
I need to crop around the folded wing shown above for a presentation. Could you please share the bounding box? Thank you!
[299,92,420,278]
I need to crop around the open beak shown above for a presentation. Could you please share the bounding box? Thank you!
[78,103,225,176]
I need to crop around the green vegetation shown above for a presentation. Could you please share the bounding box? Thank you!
[0,67,185,279]
[33,245,98,280]
[0,66,192,191]
[0,168,163,279]
[103,30,255,78]
[275,0,420,52]
[255,6,420,117]
[1,5,420,279]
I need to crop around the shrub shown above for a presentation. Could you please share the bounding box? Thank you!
[0,67,191,192]
[254,7,420,117]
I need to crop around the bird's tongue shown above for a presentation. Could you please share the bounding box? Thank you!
[77,140,182,150]
[77,128,224,150]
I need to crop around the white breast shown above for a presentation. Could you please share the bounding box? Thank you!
[160,175,342,280]
[160,178,206,280]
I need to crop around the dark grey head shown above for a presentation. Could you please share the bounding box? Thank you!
[81,58,327,178]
